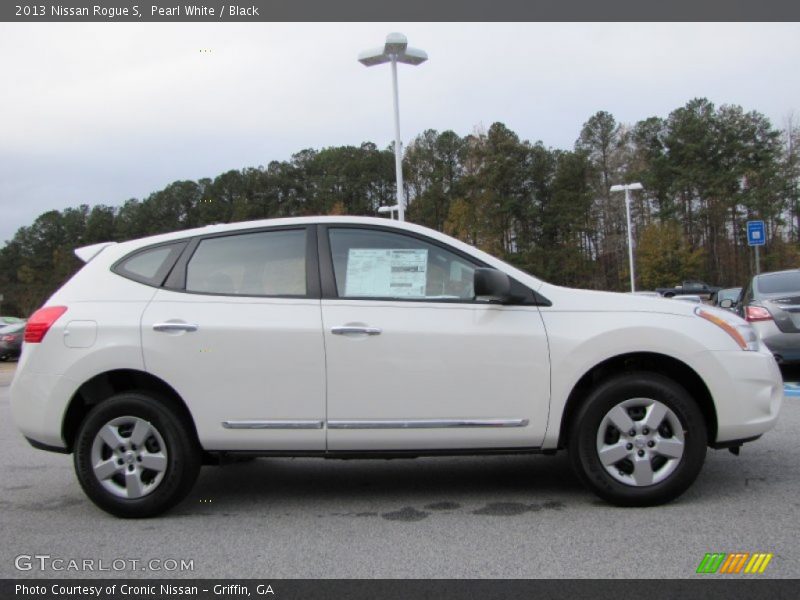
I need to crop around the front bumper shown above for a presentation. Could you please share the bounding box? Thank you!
[694,348,783,444]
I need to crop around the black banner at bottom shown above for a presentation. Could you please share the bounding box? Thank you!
[2,579,798,600]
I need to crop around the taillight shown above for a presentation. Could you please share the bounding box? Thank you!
[745,306,772,322]
[24,306,68,343]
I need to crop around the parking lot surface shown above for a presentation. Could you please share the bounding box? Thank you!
[1,362,798,579]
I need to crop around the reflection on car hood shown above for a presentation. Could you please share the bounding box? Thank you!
[538,285,699,316]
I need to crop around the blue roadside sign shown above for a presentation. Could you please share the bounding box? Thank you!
[747,220,765,246]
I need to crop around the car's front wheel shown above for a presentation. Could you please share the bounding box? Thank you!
[568,372,707,506]
[73,392,201,518]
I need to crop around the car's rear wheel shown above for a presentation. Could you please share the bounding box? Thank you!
[74,392,201,518]
[568,372,707,506]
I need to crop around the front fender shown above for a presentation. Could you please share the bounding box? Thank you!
[539,311,734,448]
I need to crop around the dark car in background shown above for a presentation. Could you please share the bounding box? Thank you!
[655,280,721,299]
[0,322,25,361]
[728,270,800,365]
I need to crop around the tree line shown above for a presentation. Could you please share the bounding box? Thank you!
[1,97,798,316]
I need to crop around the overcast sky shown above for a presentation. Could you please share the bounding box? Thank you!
[1,22,799,244]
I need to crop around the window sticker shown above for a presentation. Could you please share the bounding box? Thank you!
[345,248,428,297]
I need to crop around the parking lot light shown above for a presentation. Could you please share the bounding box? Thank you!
[610,182,644,292]
[377,204,400,220]
[359,33,428,223]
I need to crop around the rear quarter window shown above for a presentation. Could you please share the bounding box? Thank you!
[112,242,187,287]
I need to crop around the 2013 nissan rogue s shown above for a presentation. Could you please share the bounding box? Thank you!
[10,217,783,517]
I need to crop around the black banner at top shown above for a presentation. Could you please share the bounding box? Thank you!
[2,0,799,22]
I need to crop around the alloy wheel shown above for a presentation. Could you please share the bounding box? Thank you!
[90,416,168,499]
[595,398,685,487]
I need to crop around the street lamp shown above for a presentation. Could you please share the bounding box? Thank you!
[359,33,428,222]
[377,205,399,219]
[610,182,644,293]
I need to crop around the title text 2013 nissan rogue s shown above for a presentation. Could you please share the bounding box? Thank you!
[11,217,783,517]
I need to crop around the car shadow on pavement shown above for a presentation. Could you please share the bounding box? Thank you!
[780,364,800,383]
[179,453,585,514]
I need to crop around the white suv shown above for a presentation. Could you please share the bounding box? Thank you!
[11,217,783,517]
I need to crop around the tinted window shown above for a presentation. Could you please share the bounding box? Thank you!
[328,228,476,300]
[186,229,306,296]
[757,271,800,295]
[124,247,173,279]
[115,242,185,286]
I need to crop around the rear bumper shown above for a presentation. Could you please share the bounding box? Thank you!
[752,321,800,364]
[25,436,71,454]
[10,368,74,451]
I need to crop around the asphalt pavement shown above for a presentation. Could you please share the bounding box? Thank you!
[1,362,798,579]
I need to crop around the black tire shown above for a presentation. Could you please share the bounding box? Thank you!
[74,392,201,518]
[568,372,707,507]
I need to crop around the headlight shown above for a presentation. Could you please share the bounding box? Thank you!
[695,307,759,351]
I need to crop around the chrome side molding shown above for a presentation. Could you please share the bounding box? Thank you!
[222,420,324,430]
[327,418,529,430]
[223,419,528,430]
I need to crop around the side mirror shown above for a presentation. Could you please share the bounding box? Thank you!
[474,268,512,303]
[720,299,733,309]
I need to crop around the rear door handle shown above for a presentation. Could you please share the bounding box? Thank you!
[153,322,199,333]
[331,326,382,336]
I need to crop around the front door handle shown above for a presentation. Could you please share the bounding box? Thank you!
[331,326,382,336]
[153,322,199,333]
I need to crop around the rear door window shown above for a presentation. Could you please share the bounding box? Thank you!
[185,229,307,297]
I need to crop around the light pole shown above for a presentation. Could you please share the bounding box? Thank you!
[359,33,428,222]
[610,182,644,292]
[377,205,399,220]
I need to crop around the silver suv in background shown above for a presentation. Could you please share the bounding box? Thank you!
[729,269,800,365]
